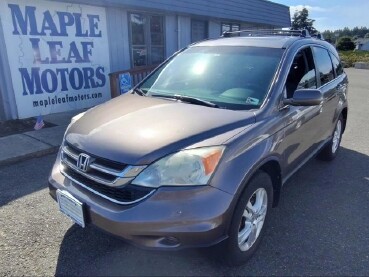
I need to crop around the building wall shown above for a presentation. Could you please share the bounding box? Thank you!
[165,15,178,58]
[178,16,192,49]
[0,0,290,119]
[0,15,17,120]
[208,20,221,39]
[106,7,130,72]
[355,39,369,51]
[103,9,282,73]
[360,42,369,51]
[73,0,290,28]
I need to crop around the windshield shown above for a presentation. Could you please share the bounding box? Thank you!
[139,46,284,110]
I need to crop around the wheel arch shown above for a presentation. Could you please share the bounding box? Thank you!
[224,156,283,237]
[236,156,283,208]
[259,159,282,207]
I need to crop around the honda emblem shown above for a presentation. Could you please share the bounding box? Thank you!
[76,153,91,172]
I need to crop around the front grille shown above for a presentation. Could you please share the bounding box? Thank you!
[63,167,154,204]
[60,142,154,204]
[63,143,126,182]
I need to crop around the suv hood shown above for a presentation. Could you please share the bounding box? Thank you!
[66,94,255,165]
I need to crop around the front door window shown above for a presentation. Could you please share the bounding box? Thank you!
[285,47,317,98]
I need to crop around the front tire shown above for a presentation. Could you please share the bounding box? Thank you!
[220,171,273,266]
[317,114,343,161]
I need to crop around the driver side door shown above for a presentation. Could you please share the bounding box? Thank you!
[280,46,324,178]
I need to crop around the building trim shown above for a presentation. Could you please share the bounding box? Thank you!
[0,15,18,120]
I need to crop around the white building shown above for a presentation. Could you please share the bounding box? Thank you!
[355,38,369,51]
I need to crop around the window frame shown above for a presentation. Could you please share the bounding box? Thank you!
[284,46,318,98]
[311,46,335,88]
[128,12,166,68]
[329,52,344,78]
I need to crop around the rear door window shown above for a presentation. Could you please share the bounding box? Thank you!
[312,47,334,86]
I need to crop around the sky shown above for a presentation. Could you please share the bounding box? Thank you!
[271,0,369,31]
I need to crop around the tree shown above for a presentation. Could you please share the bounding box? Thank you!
[336,37,355,51]
[322,27,369,39]
[322,30,334,42]
[341,27,350,37]
[291,7,317,35]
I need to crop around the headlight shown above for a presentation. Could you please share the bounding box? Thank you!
[132,146,225,188]
[63,112,86,145]
[70,111,86,124]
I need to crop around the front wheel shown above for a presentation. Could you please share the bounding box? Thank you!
[219,171,273,266]
[317,114,344,161]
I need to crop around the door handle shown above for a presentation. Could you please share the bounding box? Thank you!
[279,104,290,111]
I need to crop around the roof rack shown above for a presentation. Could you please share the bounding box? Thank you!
[221,29,311,38]
[312,33,325,40]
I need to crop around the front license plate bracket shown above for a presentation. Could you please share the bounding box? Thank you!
[56,189,85,228]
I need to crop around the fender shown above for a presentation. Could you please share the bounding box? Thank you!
[211,133,284,228]
[234,154,282,202]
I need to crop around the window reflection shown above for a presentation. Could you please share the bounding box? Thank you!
[313,47,334,86]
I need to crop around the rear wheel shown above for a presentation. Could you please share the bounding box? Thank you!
[220,171,273,266]
[317,114,343,161]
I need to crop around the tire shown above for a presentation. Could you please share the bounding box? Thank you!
[219,171,273,266]
[317,114,344,161]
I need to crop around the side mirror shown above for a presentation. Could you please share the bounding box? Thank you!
[283,89,323,106]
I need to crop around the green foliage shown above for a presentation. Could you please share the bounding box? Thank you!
[322,27,369,40]
[290,7,317,35]
[336,37,356,51]
[338,51,369,67]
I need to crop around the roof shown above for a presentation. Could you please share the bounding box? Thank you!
[355,38,369,45]
[193,36,301,49]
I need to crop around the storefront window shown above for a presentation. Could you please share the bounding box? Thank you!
[131,14,146,45]
[221,23,240,35]
[130,13,164,67]
[132,47,147,67]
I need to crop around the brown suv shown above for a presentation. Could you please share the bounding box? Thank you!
[49,30,348,265]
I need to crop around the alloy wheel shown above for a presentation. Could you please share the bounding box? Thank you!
[332,119,342,154]
[238,188,268,251]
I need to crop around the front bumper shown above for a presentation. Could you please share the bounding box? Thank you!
[48,155,234,249]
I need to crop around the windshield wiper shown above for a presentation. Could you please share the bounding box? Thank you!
[151,94,219,108]
[132,87,147,96]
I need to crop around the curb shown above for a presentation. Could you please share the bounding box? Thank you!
[0,146,59,167]
[354,62,369,70]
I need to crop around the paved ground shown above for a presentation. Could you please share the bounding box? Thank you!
[1,68,369,276]
[0,109,83,166]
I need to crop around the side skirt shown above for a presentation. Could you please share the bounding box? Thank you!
[281,137,331,185]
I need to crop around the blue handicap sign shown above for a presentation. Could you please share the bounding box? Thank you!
[119,73,132,94]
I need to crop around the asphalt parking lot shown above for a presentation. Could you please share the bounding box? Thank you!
[1,68,368,276]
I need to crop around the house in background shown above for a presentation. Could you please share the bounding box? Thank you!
[0,0,290,120]
[355,38,369,51]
